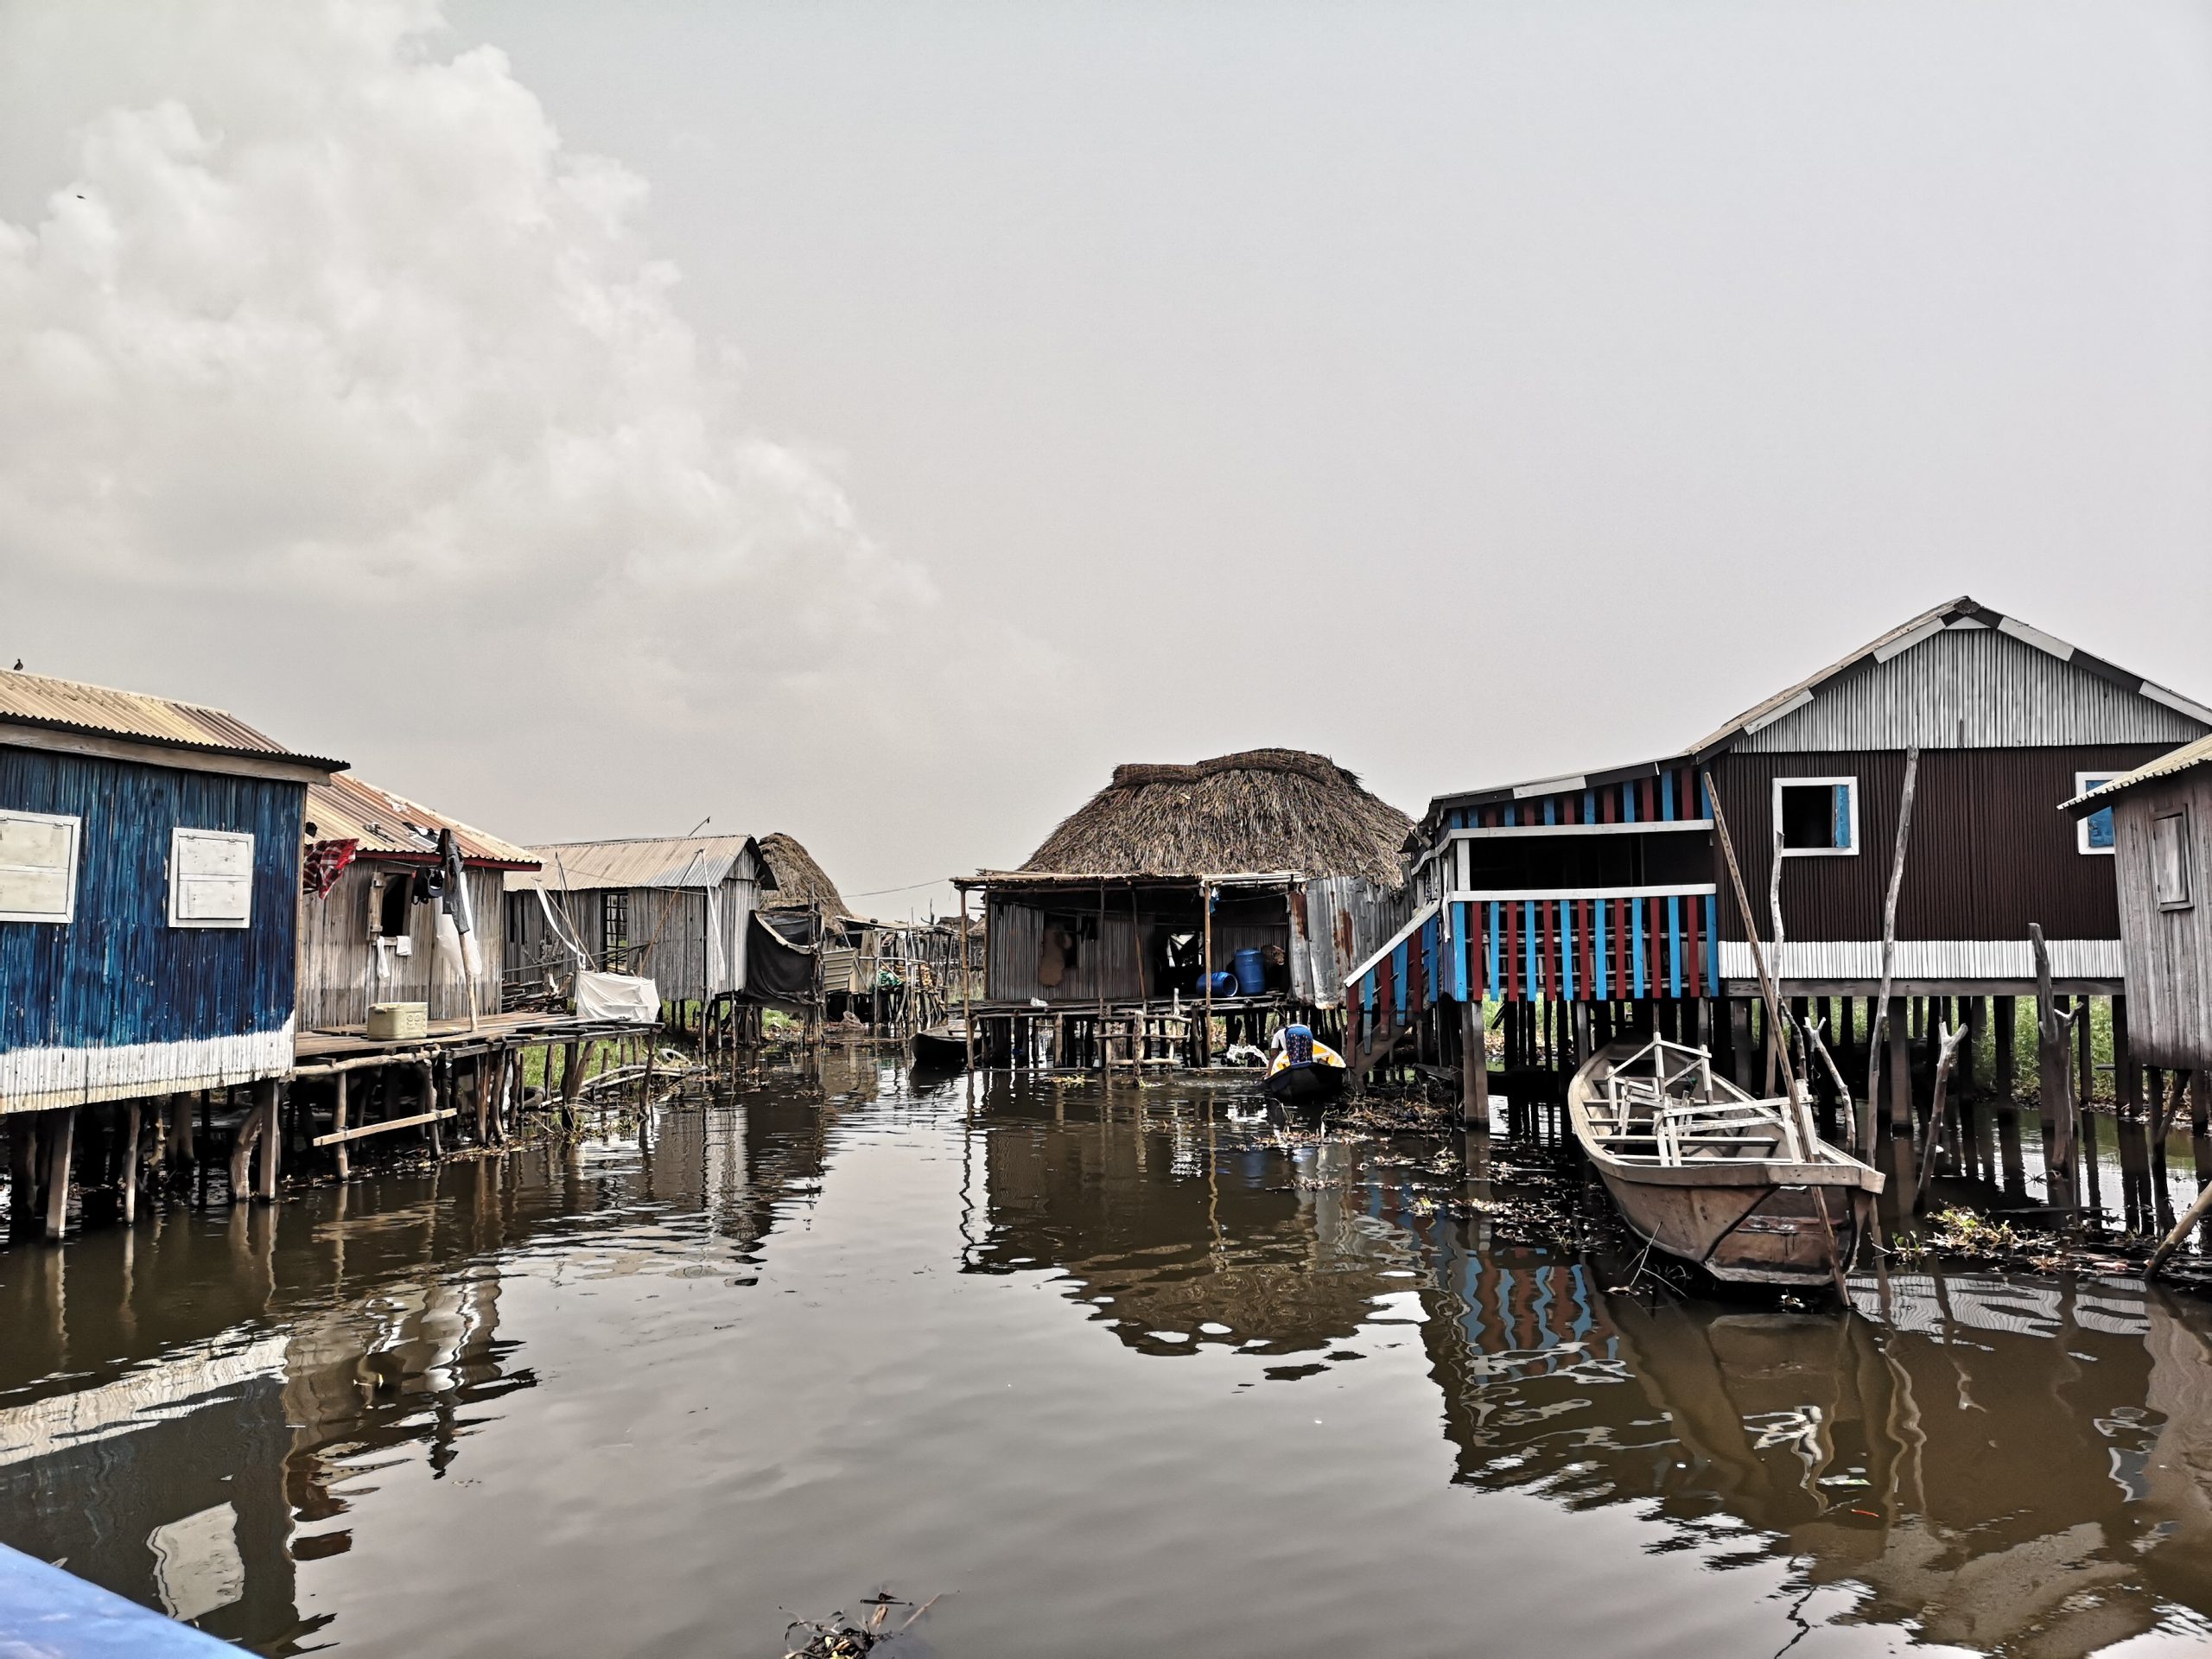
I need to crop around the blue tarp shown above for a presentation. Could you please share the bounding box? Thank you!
[0,1541,231,1656]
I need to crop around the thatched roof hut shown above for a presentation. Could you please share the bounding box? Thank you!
[1019,749,1411,887]
[759,831,853,919]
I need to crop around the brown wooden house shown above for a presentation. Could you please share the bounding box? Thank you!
[1359,597,2212,1099]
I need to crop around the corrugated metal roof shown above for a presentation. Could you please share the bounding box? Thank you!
[307,773,539,868]
[2062,734,2212,814]
[0,666,345,772]
[505,834,773,893]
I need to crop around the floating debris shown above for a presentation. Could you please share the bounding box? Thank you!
[782,1594,938,1658]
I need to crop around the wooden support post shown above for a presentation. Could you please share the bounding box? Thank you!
[2114,995,2139,1119]
[333,1071,351,1180]
[1460,1000,1488,1128]
[1994,995,2016,1102]
[1728,998,1754,1090]
[1963,995,1985,1096]
[42,1109,74,1240]
[561,1039,585,1128]
[2033,925,2081,1224]
[423,1062,443,1156]
[121,1098,140,1225]
[1200,879,1215,1070]
[2195,1069,2210,1138]
[254,1081,282,1202]
[959,887,976,1073]
[2077,995,2095,1112]
[1887,996,1911,1131]
[228,1093,261,1203]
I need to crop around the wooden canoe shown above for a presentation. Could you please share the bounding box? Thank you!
[910,1025,975,1069]
[1567,1038,1884,1289]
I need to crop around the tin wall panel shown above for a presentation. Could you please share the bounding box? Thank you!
[2109,777,2212,1066]
[1737,629,2207,752]
[1712,746,2169,945]
[0,744,302,1110]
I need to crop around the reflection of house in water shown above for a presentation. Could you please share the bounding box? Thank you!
[1414,1239,2212,1658]
[0,1071,861,1651]
[971,1084,1416,1358]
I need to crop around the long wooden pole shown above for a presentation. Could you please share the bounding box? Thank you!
[1201,880,1214,1069]
[1707,772,1847,1302]
[959,886,976,1072]
[1865,747,1921,1157]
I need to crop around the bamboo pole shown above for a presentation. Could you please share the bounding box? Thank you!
[1201,879,1214,1070]
[43,1109,74,1240]
[960,887,976,1072]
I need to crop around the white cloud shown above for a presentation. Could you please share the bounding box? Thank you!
[0,0,943,730]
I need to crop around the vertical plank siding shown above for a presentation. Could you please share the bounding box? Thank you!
[1,746,303,1113]
[2108,774,2212,1068]
[300,867,505,1029]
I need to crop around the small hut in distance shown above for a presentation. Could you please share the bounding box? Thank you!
[760,830,968,1037]
[959,749,1413,1069]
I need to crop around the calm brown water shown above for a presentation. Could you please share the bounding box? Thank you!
[5,1053,2212,1658]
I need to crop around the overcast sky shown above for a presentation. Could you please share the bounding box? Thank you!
[3,1,2209,914]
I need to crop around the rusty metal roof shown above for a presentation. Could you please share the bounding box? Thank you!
[307,773,539,868]
[0,666,345,772]
[2061,734,2212,815]
[505,835,775,894]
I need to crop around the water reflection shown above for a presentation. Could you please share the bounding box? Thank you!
[0,1074,855,1652]
[1,1058,2210,1658]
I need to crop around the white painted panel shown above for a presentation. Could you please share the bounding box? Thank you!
[1719,938,2125,981]
[0,1020,293,1115]
[170,827,253,927]
[0,808,79,924]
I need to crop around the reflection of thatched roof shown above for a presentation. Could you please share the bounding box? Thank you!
[759,832,853,918]
[1020,749,1411,885]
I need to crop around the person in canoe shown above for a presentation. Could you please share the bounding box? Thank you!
[1262,1022,1347,1106]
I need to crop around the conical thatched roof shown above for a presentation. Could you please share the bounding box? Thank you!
[1020,749,1411,885]
[759,832,853,918]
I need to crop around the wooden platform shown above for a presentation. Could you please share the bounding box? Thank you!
[294,1010,652,1071]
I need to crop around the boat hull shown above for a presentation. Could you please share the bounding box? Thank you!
[1592,1166,1863,1287]
[910,1028,973,1069]
[1568,1040,1880,1290]
[1262,1064,1345,1107]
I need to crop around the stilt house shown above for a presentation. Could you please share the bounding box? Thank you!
[1358,598,2212,1102]
[960,750,1411,1064]
[0,669,342,1224]
[503,834,810,1016]
[2065,737,2212,1072]
[297,774,540,1031]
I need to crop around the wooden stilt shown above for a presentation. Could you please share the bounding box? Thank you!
[254,1081,282,1201]
[1994,995,2017,1102]
[333,1071,351,1180]
[42,1109,74,1240]
[121,1098,141,1225]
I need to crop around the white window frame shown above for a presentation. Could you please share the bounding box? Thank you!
[1773,776,1860,858]
[0,808,82,925]
[169,827,256,930]
[2076,772,2120,856]
[2153,808,2194,912]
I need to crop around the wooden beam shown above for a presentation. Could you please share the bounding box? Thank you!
[314,1108,459,1147]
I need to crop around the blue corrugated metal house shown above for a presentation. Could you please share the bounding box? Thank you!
[0,669,344,1171]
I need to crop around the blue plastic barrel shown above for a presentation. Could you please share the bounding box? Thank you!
[1196,970,1237,996]
[1231,948,1267,995]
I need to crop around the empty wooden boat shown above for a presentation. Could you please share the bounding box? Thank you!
[1567,1038,1883,1289]
[910,1024,975,1069]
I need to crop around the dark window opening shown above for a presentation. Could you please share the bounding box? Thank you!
[1778,780,1854,853]
[377,871,416,938]
[603,891,630,969]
